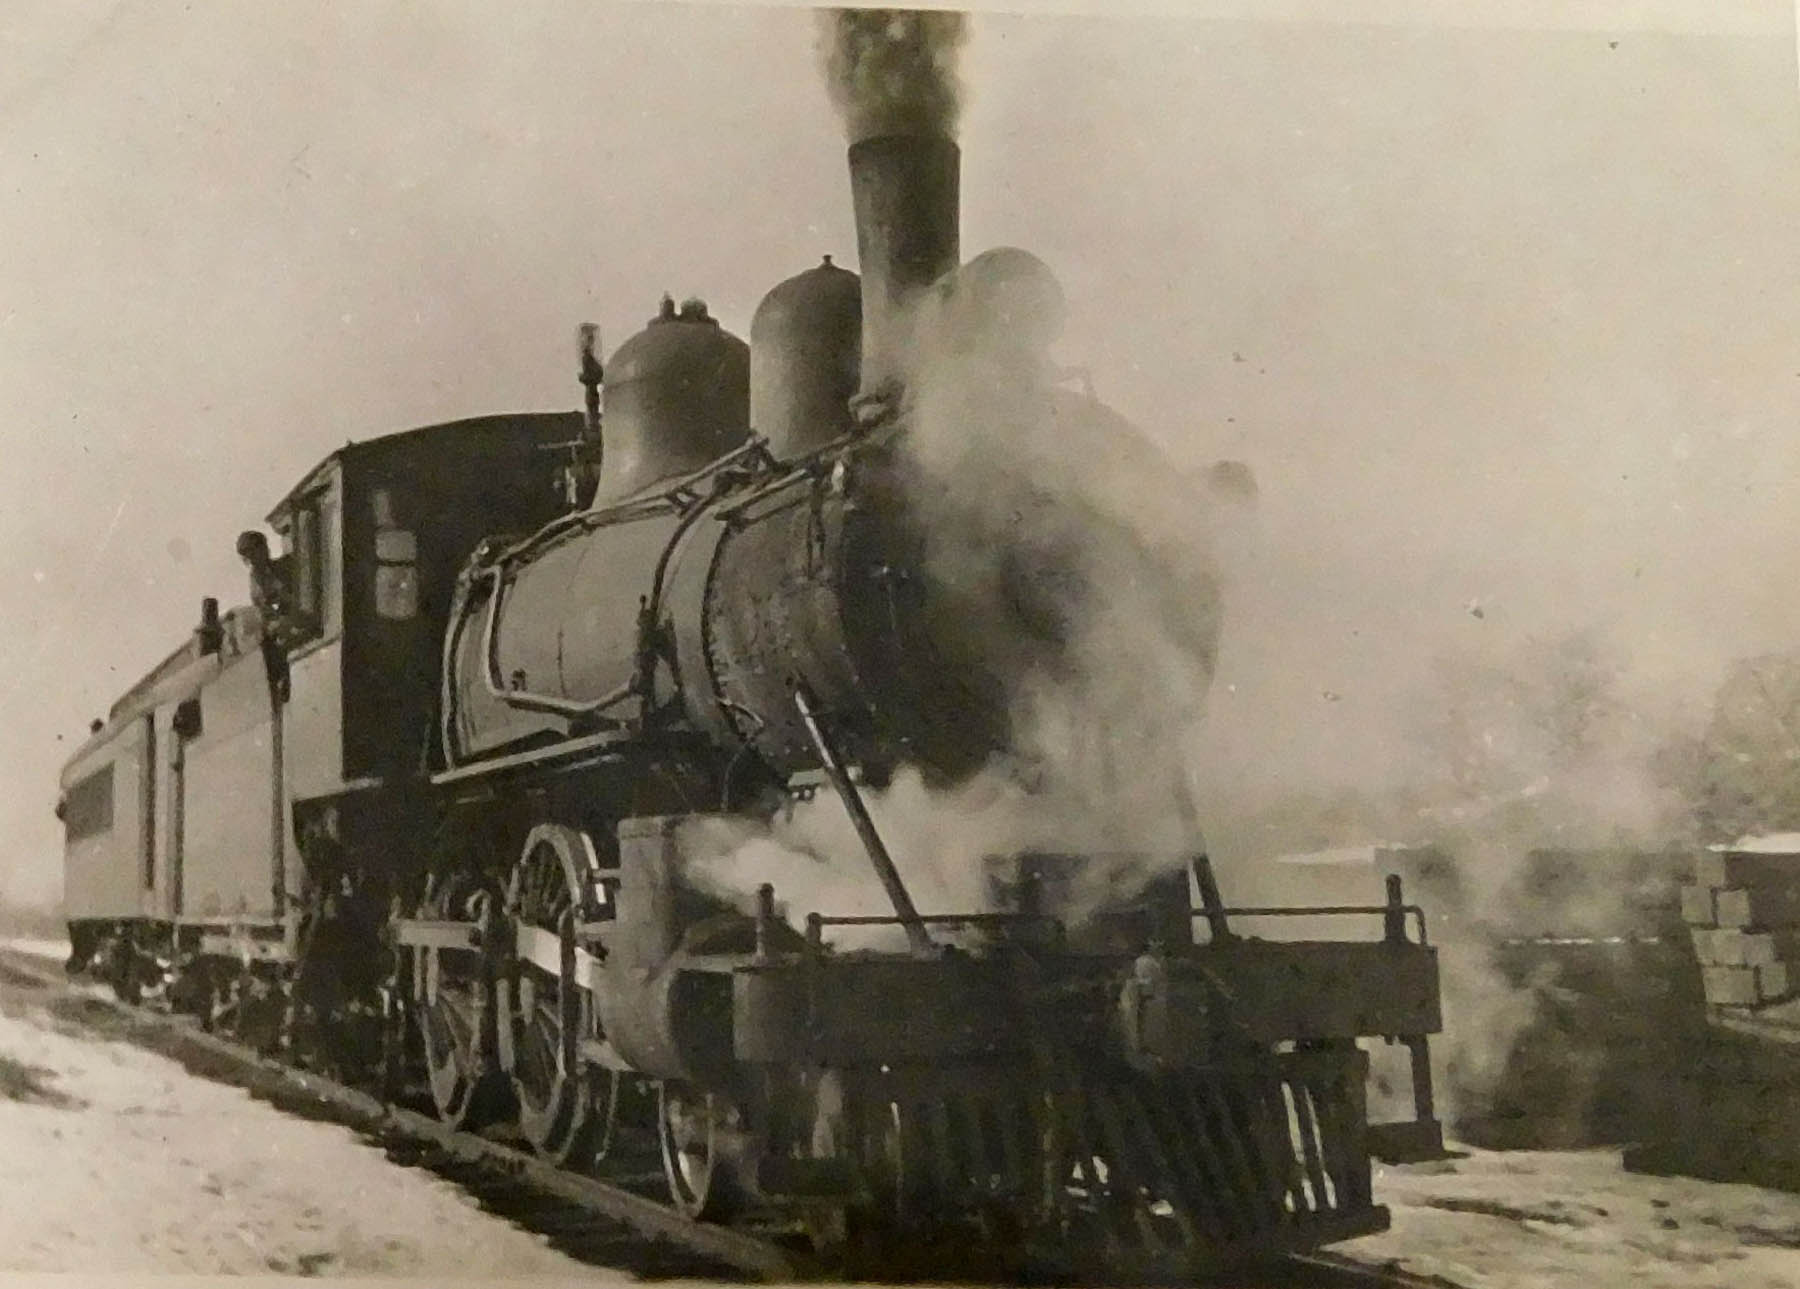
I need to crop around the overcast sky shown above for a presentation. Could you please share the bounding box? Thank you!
[1,1,1795,904]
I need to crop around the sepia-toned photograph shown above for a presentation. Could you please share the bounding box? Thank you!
[2,1,1799,1285]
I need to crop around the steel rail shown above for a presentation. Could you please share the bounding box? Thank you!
[1275,1250,1467,1289]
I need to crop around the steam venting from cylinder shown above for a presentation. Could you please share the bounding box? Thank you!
[818,8,966,401]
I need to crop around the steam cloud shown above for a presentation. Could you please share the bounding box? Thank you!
[901,257,1241,868]
[1234,631,1702,1128]
[677,253,1250,944]
[816,8,968,141]
[1401,640,1694,1127]
[683,9,1250,945]
[680,767,1050,952]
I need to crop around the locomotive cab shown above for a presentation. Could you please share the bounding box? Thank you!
[258,414,581,802]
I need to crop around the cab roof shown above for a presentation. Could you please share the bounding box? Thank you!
[267,411,581,524]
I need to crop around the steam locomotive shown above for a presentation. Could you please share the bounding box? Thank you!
[56,120,1443,1274]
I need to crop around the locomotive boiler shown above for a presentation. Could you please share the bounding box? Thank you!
[445,137,1043,797]
[55,52,1446,1280]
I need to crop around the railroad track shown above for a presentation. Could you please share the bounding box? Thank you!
[0,943,797,1281]
[0,942,1460,1288]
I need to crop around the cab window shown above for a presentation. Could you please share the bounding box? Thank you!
[370,488,419,621]
[281,483,342,645]
[291,505,322,625]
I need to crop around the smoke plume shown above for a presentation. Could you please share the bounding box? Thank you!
[816,8,968,141]
[897,253,1246,874]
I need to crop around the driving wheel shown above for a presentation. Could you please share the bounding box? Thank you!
[412,880,507,1129]
[507,824,609,1166]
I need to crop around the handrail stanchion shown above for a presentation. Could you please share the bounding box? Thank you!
[1384,874,1408,944]
[1192,853,1234,943]
[792,684,933,957]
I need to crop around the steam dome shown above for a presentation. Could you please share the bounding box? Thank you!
[750,257,862,460]
[595,297,750,504]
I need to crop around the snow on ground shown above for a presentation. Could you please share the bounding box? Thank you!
[0,982,611,1279]
[1345,1147,1800,1289]
[1725,834,1800,855]
[3,937,69,963]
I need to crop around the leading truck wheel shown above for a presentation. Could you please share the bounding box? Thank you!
[658,1082,748,1220]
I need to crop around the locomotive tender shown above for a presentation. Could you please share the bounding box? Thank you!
[56,99,1443,1275]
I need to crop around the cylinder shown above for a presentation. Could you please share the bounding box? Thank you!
[848,133,960,399]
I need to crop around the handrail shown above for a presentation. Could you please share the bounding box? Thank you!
[802,910,1065,950]
[473,433,775,573]
[792,684,934,957]
[1196,902,1430,946]
[461,435,777,726]
[477,566,633,721]
[711,420,903,523]
[805,911,1063,927]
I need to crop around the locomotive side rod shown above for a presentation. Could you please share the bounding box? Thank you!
[791,683,934,956]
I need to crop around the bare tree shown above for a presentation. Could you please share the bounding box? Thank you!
[1677,654,1800,842]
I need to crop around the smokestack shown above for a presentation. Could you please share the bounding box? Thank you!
[817,8,967,403]
[849,133,959,401]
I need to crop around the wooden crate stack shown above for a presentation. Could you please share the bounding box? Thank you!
[1682,845,1800,1009]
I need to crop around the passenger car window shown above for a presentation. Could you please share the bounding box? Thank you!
[63,764,114,841]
